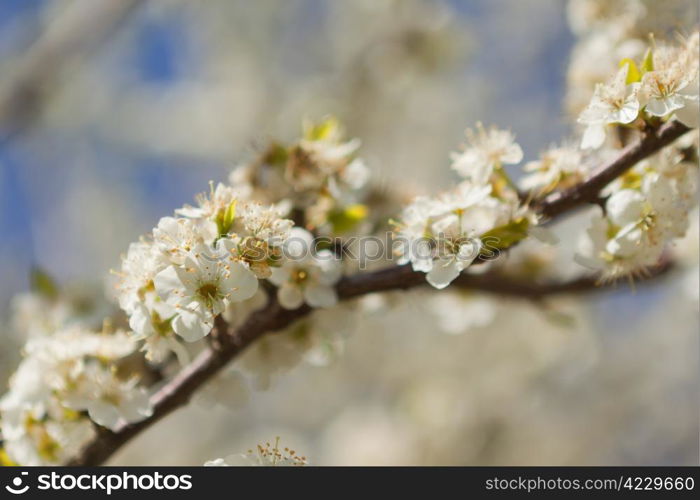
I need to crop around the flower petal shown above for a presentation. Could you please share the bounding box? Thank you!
[224,262,259,302]
[277,284,304,310]
[581,124,606,149]
[172,310,213,342]
[426,258,462,289]
[304,284,338,308]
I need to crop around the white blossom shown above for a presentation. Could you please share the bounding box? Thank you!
[176,182,238,222]
[116,241,169,332]
[153,216,218,265]
[339,157,371,191]
[0,397,95,466]
[268,228,342,309]
[395,181,514,289]
[299,116,362,178]
[227,118,369,231]
[203,458,229,466]
[576,151,698,279]
[0,328,150,464]
[224,201,293,278]
[393,196,441,273]
[10,287,107,341]
[639,32,699,125]
[578,65,641,149]
[520,144,586,194]
[205,438,307,466]
[62,364,152,430]
[154,244,259,342]
[450,123,523,185]
[115,240,187,363]
[115,180,294,356]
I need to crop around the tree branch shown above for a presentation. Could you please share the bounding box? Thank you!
[67,120,691,466]
[535,120,691,219]
[68,260,672,466]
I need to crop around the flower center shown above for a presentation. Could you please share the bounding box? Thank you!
[291,269,309,284]
[102,392,122,406]
[197,283,220,305]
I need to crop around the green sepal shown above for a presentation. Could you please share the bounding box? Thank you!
[216,200,237,236]
[619,58,641,84]
[30,267,59,300]
[327,204,368,234]
[479,217,530,252]
[641,48,654,73]
[263,142,289,166]
[303,116,340,141]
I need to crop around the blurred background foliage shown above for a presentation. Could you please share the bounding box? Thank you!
[0,0,697,465]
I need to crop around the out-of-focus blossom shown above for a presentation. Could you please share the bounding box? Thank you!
[205,438,307,466]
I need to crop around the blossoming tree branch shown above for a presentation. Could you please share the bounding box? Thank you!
[1,29,698,467]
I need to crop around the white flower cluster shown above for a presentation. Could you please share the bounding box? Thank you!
[269,228,342,310]
[565,0,698,115]
[450,122,523,185]
[520,143,586,195]
[0,328,150,465]
[577,141,699,279]
[565,11,700,282]
[9,270,112,341]
[116,184,295,360]
[394,124,526,289]
[229,116,371,233]
[108,120,365,398]
[113,119,366,375]
[578,31,699,149]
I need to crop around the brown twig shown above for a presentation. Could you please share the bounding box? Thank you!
[67,121,691,466]
[535,120,691,219]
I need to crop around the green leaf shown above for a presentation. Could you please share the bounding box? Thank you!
[0,448,17,466]
[263,142,289,165]
[479,217,530,252]
[327,204,368,234]
[618,170,643,190]
[216,200,237,236]
[30,267,59,300]
[641,48,654,73]
[619,58,641,84]
[303,116,341,141]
